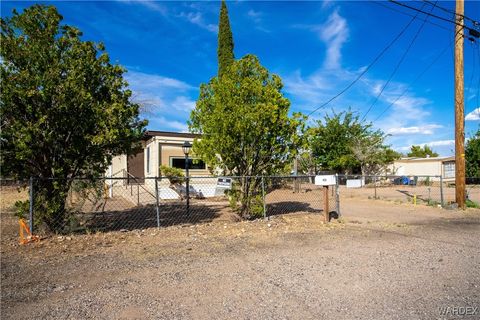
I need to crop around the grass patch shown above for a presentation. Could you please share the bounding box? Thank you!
[466,199,480,209]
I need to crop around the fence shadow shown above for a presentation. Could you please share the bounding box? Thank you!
[396,189,428,202]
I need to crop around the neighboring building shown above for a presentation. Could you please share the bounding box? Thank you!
[108,130,211,179]
[389,156,455,181]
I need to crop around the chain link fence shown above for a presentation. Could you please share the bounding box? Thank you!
[4,174,478,236]
[337,175,480,207]
[7,175,339,235]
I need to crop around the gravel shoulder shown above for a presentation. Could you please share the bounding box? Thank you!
[1,190,479,320]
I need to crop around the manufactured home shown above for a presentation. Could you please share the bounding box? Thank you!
[108,130,211,179]
[389,156,455,181]
[106,131,227,202]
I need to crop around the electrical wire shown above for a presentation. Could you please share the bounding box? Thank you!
[374,27,465,122]
[475,42,480,112]
[389,0,477,34]
[361,1,434,121]
[422,0,479,25]
[306,7,423,118]
[370,0,452,33]
[373,44,450,122]
[467,40,476,107]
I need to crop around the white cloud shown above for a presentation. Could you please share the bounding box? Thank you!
[283,70,331,106]
[321,0,335,10]
[397,139,455,152]
[284,7,436,151]
[427,140,455,147]
[246,9,270,32]
[118,0,167,15]
[247,9,262,22]
[465,108,480,121]
[387,124,443,135]
[124,70,197,131]
[316,10,349,70]
[397,140,455,151]
[126,71,193,91]
[385,95,431,120]
[179,11,218,33]
[171,96,196,111]
[149,116,189,133]
[283,10,352,110]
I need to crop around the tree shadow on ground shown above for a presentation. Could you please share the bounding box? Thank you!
[69,199,336,234]
[266,201,321,217]
[266,201,339,221]
[77,201,229,232]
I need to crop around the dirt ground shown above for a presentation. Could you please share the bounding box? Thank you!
[1,187,479,319]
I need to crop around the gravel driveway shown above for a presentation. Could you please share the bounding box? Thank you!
[1,196,479,320]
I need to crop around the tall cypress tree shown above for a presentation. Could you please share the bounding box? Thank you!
[217,0,234,76]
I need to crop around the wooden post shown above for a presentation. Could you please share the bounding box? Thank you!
[323,186,329,223]
[454,0,466,209]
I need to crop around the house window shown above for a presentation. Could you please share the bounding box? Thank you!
[146,147,150,174]
[170,157,206,170]
[443,161,455,178]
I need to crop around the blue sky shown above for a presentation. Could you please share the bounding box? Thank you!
[2,0,479,156]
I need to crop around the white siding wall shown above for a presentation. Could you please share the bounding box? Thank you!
[110,154,127,176]
[395,161,442,176]
[390,160,446,181]
[144,140,159,178]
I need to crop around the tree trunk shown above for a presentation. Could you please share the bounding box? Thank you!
[35,179,70,233]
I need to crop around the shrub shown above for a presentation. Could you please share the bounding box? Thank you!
[159,165,185,185]
[466,199,480,208]
[226,180,265,219]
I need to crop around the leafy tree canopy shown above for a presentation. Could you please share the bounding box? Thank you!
[189,54,305,217]
[0,5,146,231]
[466,128,480,178]
[308,110,400,175]
[407,145,439,158]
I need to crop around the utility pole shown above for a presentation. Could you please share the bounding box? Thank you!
[454,0,466,209]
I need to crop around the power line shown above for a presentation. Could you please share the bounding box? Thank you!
[373,44,450,122]
[422,0,479,25]
[389,0,478,34]
[361,1,434,122]
[306,8,422,118]
[475,42,480,111]
[467,40,476,107]
[370,0,452,33]
[374,27,465,122]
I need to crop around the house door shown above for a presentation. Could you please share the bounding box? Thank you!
[127,150,145,184]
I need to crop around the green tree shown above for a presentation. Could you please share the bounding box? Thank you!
[0,5,146,231]
[351,136,402,175]
[466,128,480,177]
[407,145,438,158]
[189,54,304,218]
[308,110,397,174]
[217,0,234,76]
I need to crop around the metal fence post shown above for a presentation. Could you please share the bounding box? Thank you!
[155,177,160,228]
[137,184,140,206]
[335,173,340,217]
[261,176,267,220]
[29,177,34,233]
[440,175,444,208]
